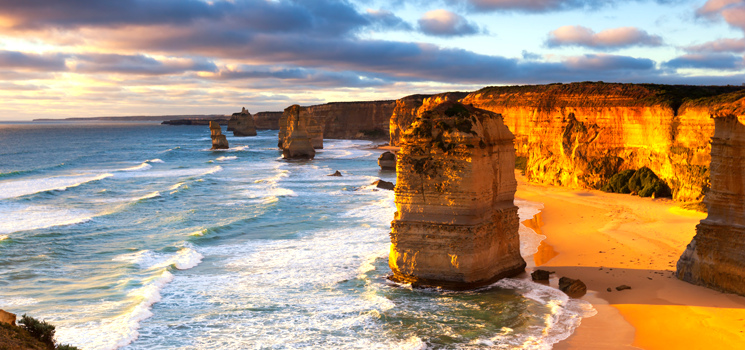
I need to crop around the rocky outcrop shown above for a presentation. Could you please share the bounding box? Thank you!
[229,107,258,137]
[378,151,396,170]
[559,277,587,296]
[389,93,468,146]
[372,179,395,190]
[278,104,323,149]
[281,105,315,159]
[677,99,745,295]
[307,101,395,140]
[458,83,743,202]
[389,102,526,290]
[209,121,229,150]
[253,111,282,130]
[0,310,15,325]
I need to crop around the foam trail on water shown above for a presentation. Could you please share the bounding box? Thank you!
[136,192,160,201]
[216,156,237,161]
[0,203,93,234]
[120,163,152,172]
[0,173,113,200]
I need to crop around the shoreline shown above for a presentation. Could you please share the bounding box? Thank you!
[515,173,745,349]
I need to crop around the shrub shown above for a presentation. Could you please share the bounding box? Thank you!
[600,169,635,193]
[19,314,55,349]
[56,345,80,350]
[628,167,671,197]
[515,156,528,173]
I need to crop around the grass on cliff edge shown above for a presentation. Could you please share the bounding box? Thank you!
[0,315,79,350]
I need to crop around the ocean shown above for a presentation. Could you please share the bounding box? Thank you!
[0,122,594,350]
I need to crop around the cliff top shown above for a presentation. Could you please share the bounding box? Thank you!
[680,90,745,116]
[468,82,745,110]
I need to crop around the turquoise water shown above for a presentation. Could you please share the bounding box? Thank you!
[0,122,593,350]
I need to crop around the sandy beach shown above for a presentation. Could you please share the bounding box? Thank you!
[514,173,745,349]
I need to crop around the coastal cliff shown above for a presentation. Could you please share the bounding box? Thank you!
[307,101,395,140]
[677,92,745,296]
[458,83,743,202]
[389,93,468,146]
[389,102,525,289]
[253,111,282,130]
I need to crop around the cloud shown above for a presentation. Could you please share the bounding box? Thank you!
[685,37,745,53]
[366,9,413,31]
[663,53,744,70]
[210,66,392,88]
[417,9,484,36]
[546,25,663,49]
[0,50,67,71]
[70,54,217,75]
[448,0,681,13]
[696,0,745,31]
[522,50,543,60]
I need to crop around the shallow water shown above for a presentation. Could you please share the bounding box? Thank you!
[0,122,593,349]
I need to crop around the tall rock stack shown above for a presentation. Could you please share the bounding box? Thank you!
[278,104,324,149]
[677,114,745,295]
[281,105,315,159]
[230,107,258,137]
[389,93,468,147]
[389,102,526,290]
[209,121,229,150]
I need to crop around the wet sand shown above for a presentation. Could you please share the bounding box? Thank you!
[515,173,745,349]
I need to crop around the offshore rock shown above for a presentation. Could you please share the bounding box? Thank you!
[253,111,282,130]
[372,179,394,191]
[0,310,15,325]
[278,104,324,149]
[230,107,257,137]
[328,171,342,177]
[281,105,315,159]
[389,102,526,290]
[531,269,550,281]
[209,121,229,150]
[389,92,468,147]
[677,110,745,296]
[378,151,396,170]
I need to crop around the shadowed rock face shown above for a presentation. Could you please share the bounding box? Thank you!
[281,105,315,159]
[209,121,229,150]
[307,101,395,140]
[678,113,745,296]
[389,102,526,290]
[278,104,323,149]
[230,107,258,137]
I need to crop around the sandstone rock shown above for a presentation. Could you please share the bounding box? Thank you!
[278,104,323,150]
[559,277,587,296]
[389,92,468,147]
[531,269,550,281]
[389,102,526,290]
[209,121,229,150]
[677,113,745,296]
[308,101,395,140]
[281,105,315,159]
[378,151,396,170]
[253,111,283,130]
[0,309,16,325]
[372,179,394,191]
[616,285,632,291]
[328,171,342,177]
[230,107,257,137]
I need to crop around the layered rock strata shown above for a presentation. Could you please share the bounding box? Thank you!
[307,101,395,140]
[389,102,526,290]
[378,151,396,170]
[458,83,743,202]
[281,105,315,159]
[389,92,468,147]
[229,107,258,137]
[677,98,745,295]
[253,111,282,130]
[278,104,323,149]
[209,121,229,150]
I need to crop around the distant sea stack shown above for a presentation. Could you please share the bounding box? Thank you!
[209,121,229,150]
[229,107,258,137]
[389,102,526,290]
[278,104,323,149]
[281,105,315,159]
[677,99,745,296]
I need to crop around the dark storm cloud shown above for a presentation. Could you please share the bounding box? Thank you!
[72,53,218,75]
[211,66,392,88]
[0,50,67,71]
[365,9,413,31]
[663,53,744,70]
[446,0,682,13]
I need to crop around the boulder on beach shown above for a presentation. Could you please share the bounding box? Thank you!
[372,180,394,190]
[559,277,587,296]
[378,151,396,170]
[209,121,229,150]
[531,269,550,281]
[616,285,632,291]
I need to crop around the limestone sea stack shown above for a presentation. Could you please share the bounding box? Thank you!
[378,151,396,170]
[281,105,315,159]
[389,102,526,290]
[229,107,258,137]
[209,121,229,150]
[278,104,323,149]
[677,113,745,296]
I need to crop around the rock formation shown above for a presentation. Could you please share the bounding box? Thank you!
[677,97,745,295]
[229,107,258,137]
[389,92,469,147]
[253,111,283,130]
[389,102,526,290]
[0,310,15,325]
[372,179,394,191]
[278,104,324,149]
[281,105,315,159]
[378,151,396,170]
[393,83,741,202]
[307,101,395,140]
[209,121,229,150]
[559,277,587,296]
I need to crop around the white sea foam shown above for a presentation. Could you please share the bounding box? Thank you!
[516,199,548,258]
[120,163,152,172]
[0,297,38,308]
[201,145,249,152]
[136,191,160,201]
[0,235,7,241]
[0,203,93,234]
[114,166,222,179]
[216,156,237,161]
[113,246,203,271]
[0,173,113,200]
[147,159,164,163]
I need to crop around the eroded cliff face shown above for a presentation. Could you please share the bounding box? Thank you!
[281,105,315,159]
[278,104,323,149]
[230,108,258,137]
[253,111,282,130]
[677,94,745,295]
[459,83,742,202]
[389,93,468,146]
[389,102,526,290]
[306,101,395,140]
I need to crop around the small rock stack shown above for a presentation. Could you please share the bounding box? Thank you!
[210,121,229,150]
[230,107,258,137]
[378,151,396,170]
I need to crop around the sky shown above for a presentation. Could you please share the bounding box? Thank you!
[0,0,744,120]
